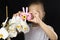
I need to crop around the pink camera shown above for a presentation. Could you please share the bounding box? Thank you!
[20,12,32,21]
[19,7,32,21]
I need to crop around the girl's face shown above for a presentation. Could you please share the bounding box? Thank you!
[29,4,45,20]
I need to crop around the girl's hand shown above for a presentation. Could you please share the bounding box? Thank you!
[28,10,41,24]
[13,11,22,17]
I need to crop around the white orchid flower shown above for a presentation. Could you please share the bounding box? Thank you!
[8,29,17,38]
[9,23,16,30]
[15,16,30,33]
[8,16,22,38]
[9,16,22,32]
[16,16,30,33]
[9,17,16,25]
[2,17,8,27]
[0,27,9,39]
[14,16,23,32]
[8,22,17,38]
[16,24,22,32]
[9,16,30,34]
[21,21,30,34]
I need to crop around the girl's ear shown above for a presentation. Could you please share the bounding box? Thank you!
[26,7,28,13]
[22,7,25,13]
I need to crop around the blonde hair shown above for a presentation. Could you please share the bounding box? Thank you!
[29,2,45,20]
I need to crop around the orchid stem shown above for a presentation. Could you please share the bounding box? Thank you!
[6,5,8,18]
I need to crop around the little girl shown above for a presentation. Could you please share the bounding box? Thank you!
[13,1,58,40]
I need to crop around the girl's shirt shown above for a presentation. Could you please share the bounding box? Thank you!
[25,24,52,40]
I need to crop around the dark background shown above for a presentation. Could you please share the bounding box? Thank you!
[0,0,60,40]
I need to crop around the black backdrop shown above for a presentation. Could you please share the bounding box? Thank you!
[0,0,60,40]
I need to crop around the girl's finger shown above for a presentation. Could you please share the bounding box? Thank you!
[13,11,21,17]
[13,14,17,17]
[28,19,34,23]
[28,18,36,23]
[18,11,21,13]
[16,13,20,16]
[17,11,22,16]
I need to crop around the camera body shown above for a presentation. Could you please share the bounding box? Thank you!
[20,13,32,21]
